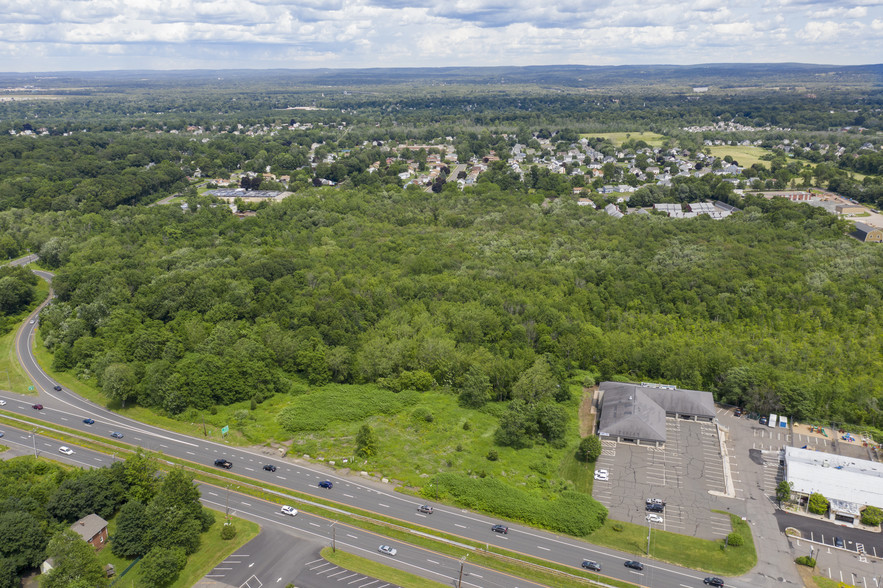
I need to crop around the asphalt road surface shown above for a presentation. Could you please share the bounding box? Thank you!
[2,266,757,588]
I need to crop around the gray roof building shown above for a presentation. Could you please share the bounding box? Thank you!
[597,381,716,446]
[71,514,108,543]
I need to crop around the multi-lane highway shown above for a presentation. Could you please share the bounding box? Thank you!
[2,264,734,588]
[0,423,538,588]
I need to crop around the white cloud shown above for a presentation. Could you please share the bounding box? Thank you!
[798,20,844,41]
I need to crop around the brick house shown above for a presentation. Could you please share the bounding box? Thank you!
[71,513,109,551]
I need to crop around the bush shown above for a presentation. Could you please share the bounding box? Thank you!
[726,532,744,546]
[808,492,829,515]
[612,523,624,532]
[220,523,237,540]
[861,505,883,526]
[462,421,471,431]
[576,436,602,463]
[486,450,499,461]
[795,556,816,567]
[428,472,607,536]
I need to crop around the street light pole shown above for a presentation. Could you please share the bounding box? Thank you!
[647,522,651,555]
[31,429,37,457]
[331,523,336,553]
[225,484,230,520]
[458,555,468,588]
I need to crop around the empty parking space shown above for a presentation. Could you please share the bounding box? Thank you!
[593,419,738,540]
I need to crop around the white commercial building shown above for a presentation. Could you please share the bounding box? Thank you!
[784,446,883,524]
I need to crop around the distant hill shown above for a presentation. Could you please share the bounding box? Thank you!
[1,63,881,91]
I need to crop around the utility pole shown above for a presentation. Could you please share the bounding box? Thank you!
[225,484,230,520]
[31,429,37,457]
[331,523,336,553]
[458,555,468,588]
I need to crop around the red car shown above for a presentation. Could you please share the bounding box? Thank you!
[32,404,43,410]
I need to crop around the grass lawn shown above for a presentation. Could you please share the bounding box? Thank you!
[98,509,260,587]
[813,576,853,588]
[586,512,756,576]
[558,449,595,494]
[706,145,773,169]
[0,279,49,395]
[582,132,666,147]
[321,547,449,588]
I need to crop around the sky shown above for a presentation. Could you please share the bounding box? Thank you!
[1,0,882,72]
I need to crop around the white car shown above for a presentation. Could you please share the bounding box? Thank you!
[0,399,6,406]
[58,446,74,455]
[594,469,609,481]
[378,545,397,556]
[646,514,663,523]
[280,505,297,516]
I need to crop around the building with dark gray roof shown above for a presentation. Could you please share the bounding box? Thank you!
[597,381,716,447]
[851,222,883,243]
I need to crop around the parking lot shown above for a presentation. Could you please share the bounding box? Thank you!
[592,418,736,541]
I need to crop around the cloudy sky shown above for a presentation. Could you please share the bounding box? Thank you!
[1,0,881,71]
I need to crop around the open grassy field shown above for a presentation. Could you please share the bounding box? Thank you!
[706,145,773,169]
[582,132,667,147]
[98,509,260,587]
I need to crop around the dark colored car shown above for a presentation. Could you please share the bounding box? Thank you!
[417,505,434,514]
[759,417,768,425]
[214,458,233,469]
[834,537,844,548]
[53,385,62,391]
[733,408,742,417]
[624,560,644,571]
[491,524,508,534]
[318,480,333,489]
[582,560,601,571]
[646,503,664,512]
[704,577,724,586]
[32,404,43,410]
[263,464,277,472]
[83,418,95,425]
[110,432,124,439]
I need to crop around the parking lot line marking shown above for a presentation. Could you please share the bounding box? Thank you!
[348,577,368,584]
[358,582,379,588]
[337,573,357,581]
[305,559,325,565]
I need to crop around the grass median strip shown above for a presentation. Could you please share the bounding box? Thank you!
[320,547,450,588]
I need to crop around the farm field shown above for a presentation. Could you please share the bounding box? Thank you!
[583,131,667,147]
[706,145,773,168]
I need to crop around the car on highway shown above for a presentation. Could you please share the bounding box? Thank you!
[0,399,6,405]
[318,480,333,489]
[263,464,277,472]
[624,560,644,571]
[280,505,297,516]
[214,458,233,469]
[0,431,4,438]
[378,545,397,556]
[646,514,664,523]
[29,319,35,324]
[83,418,95,425]
[704,577,725,586]
[594,469,609,481]
[834,537,844,548]
[53,385,62,391]
[110,432,124,439]
[59,446,74,455]
[32,404,43,410]
[417,505,434,514]
[491,524,508,534]
[646,503,664,512]
[581,560,601,571]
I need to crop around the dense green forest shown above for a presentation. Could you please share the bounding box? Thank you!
[25,184,881,432]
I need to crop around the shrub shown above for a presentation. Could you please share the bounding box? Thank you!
[612,523,624,532]
[462,421,471,431]
[861,506,883,526]
[795,556,816,567]
[808,492,829,515]
[726,532,744,546]
[428,472,607,536]
[220,523,237,540]
[576,436,602,462]
[486,450,499,461]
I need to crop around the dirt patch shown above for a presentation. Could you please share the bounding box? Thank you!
[578,388,598,437]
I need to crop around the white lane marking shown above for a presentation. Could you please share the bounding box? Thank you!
[186,451,195,455]
[347,534,358,539]
[455,524,467,528]
[344,494,354,498]
[378,503,390,508]
[427,560,440,565]
[537,546,550,551]
[309,522,320,527]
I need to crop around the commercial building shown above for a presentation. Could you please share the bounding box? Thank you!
[784,446,883,524]
[596,381,716,447]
